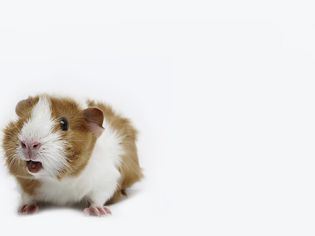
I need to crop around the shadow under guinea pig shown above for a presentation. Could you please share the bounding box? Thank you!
[35,188,142,213]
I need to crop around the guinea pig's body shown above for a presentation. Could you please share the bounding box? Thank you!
[29,119,123,206]
[2,95,142,216]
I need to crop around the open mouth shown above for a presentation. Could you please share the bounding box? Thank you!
[26,161,43,173]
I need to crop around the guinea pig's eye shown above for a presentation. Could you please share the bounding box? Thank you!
[59,117,69,131]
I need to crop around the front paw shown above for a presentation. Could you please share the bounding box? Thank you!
[18,204,39,215]
[83,206,111,216]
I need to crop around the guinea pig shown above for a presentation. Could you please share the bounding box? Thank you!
[2,94,142,216]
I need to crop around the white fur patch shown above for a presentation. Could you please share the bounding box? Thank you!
[76,97,88,110]
[19,96,52,141]
[17,96,67,178]
[34,118,124,206]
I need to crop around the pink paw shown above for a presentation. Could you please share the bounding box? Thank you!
[83,206,111,216]
[18,204,39,215]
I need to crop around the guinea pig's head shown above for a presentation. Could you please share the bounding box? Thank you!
[3,95,104,179]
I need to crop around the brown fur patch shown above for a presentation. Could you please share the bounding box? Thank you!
[48,96,97,178]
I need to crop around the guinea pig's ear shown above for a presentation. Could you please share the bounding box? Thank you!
[83,108,104,137]
[15,97,35,117]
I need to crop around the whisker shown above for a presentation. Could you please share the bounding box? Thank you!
[15,175,36,180]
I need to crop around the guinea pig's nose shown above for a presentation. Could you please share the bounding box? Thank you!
[21,141,41,150]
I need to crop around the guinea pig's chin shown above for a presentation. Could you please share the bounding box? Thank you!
[25,159,66,179]
[25,163,53,179]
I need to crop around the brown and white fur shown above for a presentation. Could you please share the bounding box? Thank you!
[2,95,142,216]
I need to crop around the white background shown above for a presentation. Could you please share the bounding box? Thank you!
[0,0,315,235]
